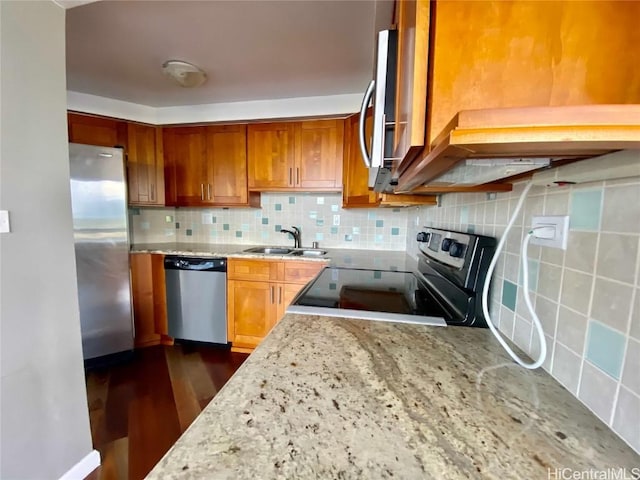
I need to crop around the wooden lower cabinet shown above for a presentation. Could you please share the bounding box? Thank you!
[130,253,172,348]
[227,258,326,353]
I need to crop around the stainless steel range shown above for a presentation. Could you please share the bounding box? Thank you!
[288,228,497,327]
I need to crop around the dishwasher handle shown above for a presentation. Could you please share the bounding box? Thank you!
[164,256,227,272]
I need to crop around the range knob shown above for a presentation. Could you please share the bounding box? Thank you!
[449,242,466,258]
[441,238,454,251]
[416,232,431,243]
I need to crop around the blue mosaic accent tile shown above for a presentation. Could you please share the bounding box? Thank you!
[130,208,140,215]
[368,212,377,220]
[460,206,469,225]
[186,229,192,236]
[467,224,475,233]
[570,189,602,231]
[373,271,382,279]
[586,320,626,379]
[502,280,517,311]
[289,196,296,204]
[329,283,337,290]
[262,218,269,225]
[175,222,180,229]
[375,234,384,243]
[344,234,353,242]
[275,204,282,211]
[330,227,338,234]
[211,216,216,224]
[391,227,400,236]
[275,225,282,232]
[235,231,242,238]
[309,211,317,219]
[376,220,384,228]
[392,208,401,213]
[315,233,324,241]
[331,204,339,212]
[223,224,230,231]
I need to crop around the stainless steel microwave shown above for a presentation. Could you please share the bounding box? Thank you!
[358,29,398,193]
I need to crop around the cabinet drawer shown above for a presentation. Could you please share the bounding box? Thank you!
[283,261,326,284]
[227,258,281,281]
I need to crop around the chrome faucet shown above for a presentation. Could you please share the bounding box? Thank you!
[280,226,301,248]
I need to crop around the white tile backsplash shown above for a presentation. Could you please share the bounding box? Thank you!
[131,193,409,250]
[406,176,640,453]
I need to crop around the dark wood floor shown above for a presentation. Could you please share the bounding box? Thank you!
[85,344,248,480]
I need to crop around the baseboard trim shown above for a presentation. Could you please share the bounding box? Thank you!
[58,449,100,480]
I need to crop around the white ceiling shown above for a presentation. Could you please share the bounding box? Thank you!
[66,0,393,108]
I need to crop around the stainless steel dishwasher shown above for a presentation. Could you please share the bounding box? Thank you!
[164,256,227,344]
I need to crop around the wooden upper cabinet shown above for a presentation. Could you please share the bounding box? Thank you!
[296,119,343,190]
[163,127,207,206]
[393,0,430,172]
[127,123,165,206]
[205,125,251,205]
[247,123,295,189]
[248,120,343,192]
[343,112,437,208]
[426,0,640,144]
[164,125,258,207]
[68,112,125,147]
[342,112,380,208]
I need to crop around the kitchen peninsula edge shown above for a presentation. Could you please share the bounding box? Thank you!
[147,314,639,479]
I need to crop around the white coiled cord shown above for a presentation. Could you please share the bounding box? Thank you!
[481,182,547,369]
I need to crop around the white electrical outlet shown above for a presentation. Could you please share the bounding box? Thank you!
[333,215,340,226]
[530,215,570,250]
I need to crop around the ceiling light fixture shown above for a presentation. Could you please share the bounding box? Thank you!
[162,60,207,88]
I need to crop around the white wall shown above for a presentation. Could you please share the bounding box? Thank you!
[0,1,95,477]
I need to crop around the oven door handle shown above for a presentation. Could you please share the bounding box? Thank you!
[358,80,375,168]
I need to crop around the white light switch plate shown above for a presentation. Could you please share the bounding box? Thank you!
[530,215,570,250]
[0,210,10,233]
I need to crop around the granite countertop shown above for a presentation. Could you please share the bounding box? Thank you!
[130,243,416,271]
[147,314,639,479]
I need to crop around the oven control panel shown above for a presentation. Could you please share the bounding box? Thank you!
[416,228,472,269]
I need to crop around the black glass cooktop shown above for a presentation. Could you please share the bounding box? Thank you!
[288,267,451,326]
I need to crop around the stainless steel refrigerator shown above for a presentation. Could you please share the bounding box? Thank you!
[68,143,134,360]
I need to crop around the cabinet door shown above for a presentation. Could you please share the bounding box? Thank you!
[130,253,162,348]
[227,280,277,351]
[394,0,430,171]
[342,112,381,208]
[247,123,295,190]
[127,123,165,206]
[205,125,248,205]
[163,127,207,206]
[276,283,305,319]
[68,112,125,147]
[296,119,343,190]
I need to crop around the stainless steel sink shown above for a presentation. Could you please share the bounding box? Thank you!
[290,249,327,257]
[243,247,295,255]
[242,246,327,257]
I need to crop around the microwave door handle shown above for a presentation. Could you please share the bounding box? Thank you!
[358,79,375,168]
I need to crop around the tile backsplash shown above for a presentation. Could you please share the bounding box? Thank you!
[130,193,408,250]
[407,177,640,453]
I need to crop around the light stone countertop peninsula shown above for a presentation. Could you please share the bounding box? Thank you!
[131,243,415,271]
[147,314,639,479]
